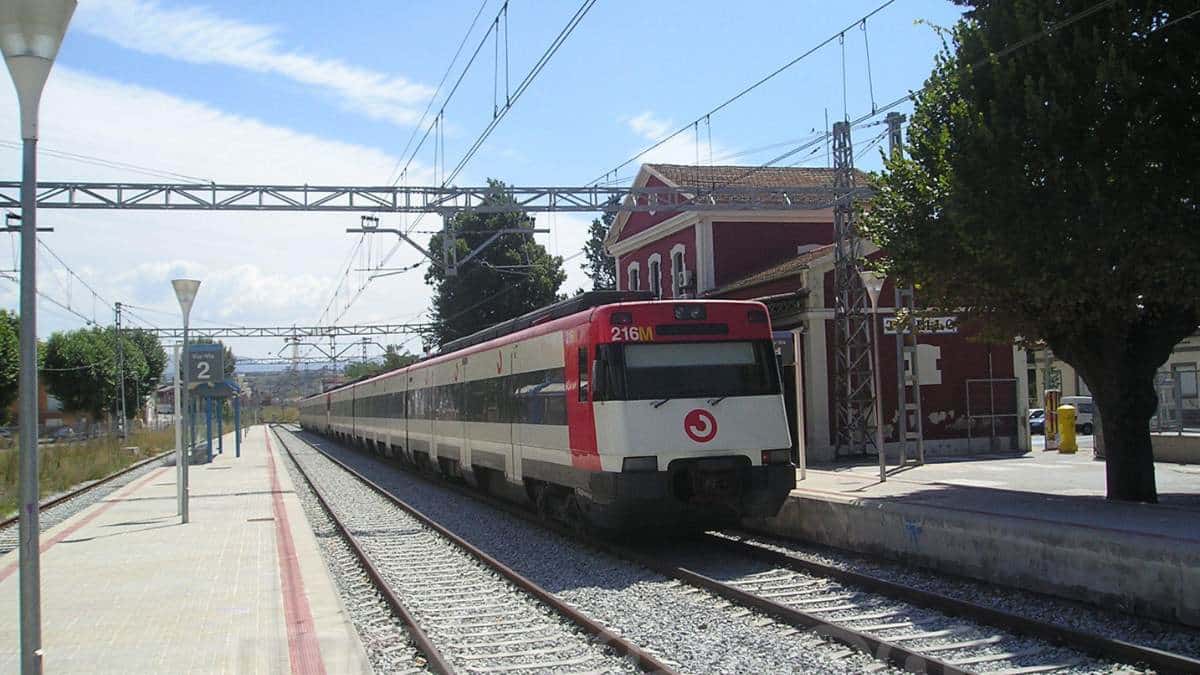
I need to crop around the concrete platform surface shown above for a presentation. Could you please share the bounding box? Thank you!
[0,425,370,674]
[748,447,1200,627]
[804,443,1200,539]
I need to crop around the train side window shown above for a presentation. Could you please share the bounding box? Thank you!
[578,347,589,402]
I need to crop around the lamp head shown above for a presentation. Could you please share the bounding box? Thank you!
[0,0,75,139]
[171,278,201,317]
[859,269,886,307]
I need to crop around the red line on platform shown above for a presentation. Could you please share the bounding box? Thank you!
[0,466,168,584]
[264,428,327,675]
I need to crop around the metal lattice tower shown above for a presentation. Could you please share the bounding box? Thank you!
[887,112,925,465]
[831,121,878,457]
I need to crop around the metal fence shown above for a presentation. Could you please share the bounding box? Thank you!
[1152,368,1200,434]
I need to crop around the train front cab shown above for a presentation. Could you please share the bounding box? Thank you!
[579,301,796,530]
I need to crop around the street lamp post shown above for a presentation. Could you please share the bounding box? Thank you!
[1,2,76,673]
[860,270,887,482]
[172,279,200,524]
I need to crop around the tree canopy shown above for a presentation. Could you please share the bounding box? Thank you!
[343,345,419,380]
[581,208,617,291]
[862,0,1198,502]
[0,311,18,422]
[42,326,164,420]
[424,179,566,348]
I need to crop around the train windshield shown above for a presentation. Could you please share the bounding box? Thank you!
[596,340,780,401]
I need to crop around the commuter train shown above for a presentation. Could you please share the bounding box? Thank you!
[299,291,795,530]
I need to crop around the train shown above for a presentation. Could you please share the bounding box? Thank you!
[299,291,795,530]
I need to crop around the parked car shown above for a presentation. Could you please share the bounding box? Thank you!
[1028,408,1045,435]
[1062,396,1095,435]
[51,427,76,443]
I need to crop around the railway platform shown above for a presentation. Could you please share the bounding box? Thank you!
[746,440,1200,628]
[0,425,370,674]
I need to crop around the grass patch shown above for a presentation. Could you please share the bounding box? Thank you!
[259,405,299,424]
[0,428,174,521]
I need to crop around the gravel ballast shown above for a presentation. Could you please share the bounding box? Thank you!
[283,427,895,674]
[276,436,430,675]
[277,428,641,674]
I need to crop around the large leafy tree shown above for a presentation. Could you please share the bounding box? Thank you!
[344,345,419,380]
[0,310,18,421]
[425,179,565,347]
[582,207,617,291]
[126,328,167,413]
[862,1,1198,502]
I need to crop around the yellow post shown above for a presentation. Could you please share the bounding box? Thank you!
[1058,404,1077,454]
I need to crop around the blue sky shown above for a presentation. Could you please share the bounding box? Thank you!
[0,0,966,360]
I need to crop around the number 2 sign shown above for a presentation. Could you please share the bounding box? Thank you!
[187,344,224,384]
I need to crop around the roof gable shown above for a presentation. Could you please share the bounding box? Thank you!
[603,163,870,252]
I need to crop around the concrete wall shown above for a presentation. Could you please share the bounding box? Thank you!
[746,495,1200,628]
[1150,433,1200,464]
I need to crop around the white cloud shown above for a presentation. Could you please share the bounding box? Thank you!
[0,66,439,358]
[623,110,736,168]
[626,111,673,141]
[75,0,434,127]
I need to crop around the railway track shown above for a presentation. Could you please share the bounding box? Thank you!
[285,425,1200,675]
[269,425,674,675]
[0,448,174,556]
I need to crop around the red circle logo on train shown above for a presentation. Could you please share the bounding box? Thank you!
[684,409,718,443]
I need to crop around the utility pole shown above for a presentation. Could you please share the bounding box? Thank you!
[831,120,877,458]
[115,302,127,440]
[887,112,924,466]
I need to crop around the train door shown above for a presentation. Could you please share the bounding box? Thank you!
[566,328,601,471]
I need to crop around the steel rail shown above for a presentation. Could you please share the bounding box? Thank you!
[272,425,676,675]
[709,531,1200,674]
[286,426,964,674]
[268,426,454,675]
[290,425,1200,675]
[0,447,174,530]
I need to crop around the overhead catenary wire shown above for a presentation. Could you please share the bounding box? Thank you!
[0,140,210,183]
[586,0,899,186]
[686,0,1130,202]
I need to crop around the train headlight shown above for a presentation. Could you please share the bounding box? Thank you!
[761,449,791,465]
[622,456,658,472]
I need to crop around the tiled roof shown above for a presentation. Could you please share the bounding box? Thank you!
[705,243,835,297]
[647,164,870,191]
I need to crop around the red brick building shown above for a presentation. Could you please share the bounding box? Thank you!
[606,164,1029,463]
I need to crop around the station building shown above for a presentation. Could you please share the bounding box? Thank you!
[605,163,1030,463]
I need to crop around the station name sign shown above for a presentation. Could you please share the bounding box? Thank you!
[883,315,958,335]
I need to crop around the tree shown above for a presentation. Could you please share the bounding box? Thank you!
[582,207,617,291]
[343,345,419,380]
[126,328,167,415]
[43,327,117,418]
[424,179,566,347]
[0,310,18,422]
[861,1,1198,502]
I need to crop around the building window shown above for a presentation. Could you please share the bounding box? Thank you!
[670,244,688,297]
[647,254,662,298]
[1174,362,1198,398]
[628,262,640,291]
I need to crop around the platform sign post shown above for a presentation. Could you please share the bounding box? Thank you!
[204,397,212,462]
[234,397,241,458]
[217,402,223,455]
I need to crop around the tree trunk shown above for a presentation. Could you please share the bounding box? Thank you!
[1087,361,1160,503]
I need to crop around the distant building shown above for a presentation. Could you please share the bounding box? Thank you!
[606,164,1029,463]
